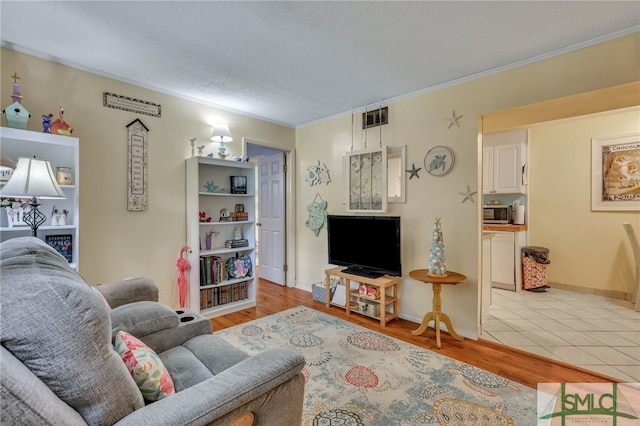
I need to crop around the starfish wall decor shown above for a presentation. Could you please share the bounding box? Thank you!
[406,163,422,179]
[445,110,463,129]
[458,185,477,203]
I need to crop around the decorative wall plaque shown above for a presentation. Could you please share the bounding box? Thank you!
[104,92,161,118]
[126,119,149,211]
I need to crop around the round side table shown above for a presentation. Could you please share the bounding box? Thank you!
[409,269,467,348]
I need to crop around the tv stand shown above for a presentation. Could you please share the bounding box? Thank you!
[323,267,400,326]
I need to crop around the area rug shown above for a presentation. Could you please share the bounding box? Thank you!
[214,306,537,425]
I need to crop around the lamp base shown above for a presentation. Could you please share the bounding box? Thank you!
[23,197,46,237]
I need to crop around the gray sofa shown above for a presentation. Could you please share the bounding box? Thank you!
[0,237,305,425]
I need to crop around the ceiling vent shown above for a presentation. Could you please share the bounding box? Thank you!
[362,107,388,129]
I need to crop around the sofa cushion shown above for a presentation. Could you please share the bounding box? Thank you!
[115,331,175,401]
[110,300,179,340]
[0,237,144,425]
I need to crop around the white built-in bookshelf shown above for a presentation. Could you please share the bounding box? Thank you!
[0,127,79,268]
[185,156,256,317]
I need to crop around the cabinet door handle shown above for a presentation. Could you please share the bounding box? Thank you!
[256,222,262,226]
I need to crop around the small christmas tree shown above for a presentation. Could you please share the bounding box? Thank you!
[428,217,447,277]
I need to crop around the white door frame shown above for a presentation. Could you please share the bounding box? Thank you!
[243,137,296,288]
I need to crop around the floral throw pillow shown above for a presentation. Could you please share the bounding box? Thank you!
[114,331,175,401]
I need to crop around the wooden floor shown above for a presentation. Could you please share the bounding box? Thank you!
[211,279,619,389]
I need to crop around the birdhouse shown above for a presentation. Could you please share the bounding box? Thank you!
[2,72,30,130]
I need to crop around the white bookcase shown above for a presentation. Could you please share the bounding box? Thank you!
[185,156,256,318]
[0,127,80,268]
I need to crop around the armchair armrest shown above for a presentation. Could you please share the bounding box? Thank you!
[95,277,158,308]
[115,349,305,426]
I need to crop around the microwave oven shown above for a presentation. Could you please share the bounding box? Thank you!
[483,205,511,224]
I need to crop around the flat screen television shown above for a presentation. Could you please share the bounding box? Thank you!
[327,215,401,278]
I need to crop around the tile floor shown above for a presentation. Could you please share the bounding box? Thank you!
[482,287,640,382]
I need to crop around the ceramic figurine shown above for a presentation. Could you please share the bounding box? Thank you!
[42,113,53,133]
[50,106,73,135]
[2,72,30,129]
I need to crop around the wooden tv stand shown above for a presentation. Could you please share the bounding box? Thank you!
[324,267,400,326]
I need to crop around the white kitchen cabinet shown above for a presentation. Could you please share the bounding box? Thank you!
[0,127,79,268]
[186,156,256,318]
[483,130,527,194]
[489,230,528,291]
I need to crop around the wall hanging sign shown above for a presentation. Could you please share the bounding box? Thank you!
[347,147,387,212]
[591,132,640,211]
[424,146,455,177]
[126,118,149,211]
[104,92,161,118]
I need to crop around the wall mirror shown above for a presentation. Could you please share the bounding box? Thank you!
[387,145,406,203]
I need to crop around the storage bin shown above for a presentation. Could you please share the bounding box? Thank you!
[312,281,336,303]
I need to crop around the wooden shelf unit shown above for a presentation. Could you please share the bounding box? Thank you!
[324,267,400,326]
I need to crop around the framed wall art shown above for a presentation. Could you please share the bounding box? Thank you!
[591,132,640,211]
[346,147,387,213]
[424,146,455,177]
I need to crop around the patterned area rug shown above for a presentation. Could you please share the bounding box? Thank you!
[214,306,537,425]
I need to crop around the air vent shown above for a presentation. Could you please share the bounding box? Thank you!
[362,107,388,129]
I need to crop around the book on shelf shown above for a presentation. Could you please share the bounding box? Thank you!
[199,281,249,310]
[224,239,249,248]
[45,234,73,263]
[199,256,226,286]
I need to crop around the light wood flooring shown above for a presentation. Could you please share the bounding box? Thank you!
[211,279,619,389]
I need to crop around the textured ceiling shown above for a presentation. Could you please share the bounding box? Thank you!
[1,1,638,127]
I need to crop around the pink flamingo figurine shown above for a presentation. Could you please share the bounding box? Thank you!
[50,106,73,135]
[176,246,191,308]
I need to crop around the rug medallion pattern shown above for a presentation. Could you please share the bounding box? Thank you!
[214,306,537,425]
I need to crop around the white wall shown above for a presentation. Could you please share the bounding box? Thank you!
[529,109,640,295]
[295,33,640,338]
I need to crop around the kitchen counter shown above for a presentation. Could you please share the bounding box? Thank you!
[483,224,527,232]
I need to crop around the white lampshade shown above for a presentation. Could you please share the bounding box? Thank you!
[210,124,233,143]
[1,157,66,199]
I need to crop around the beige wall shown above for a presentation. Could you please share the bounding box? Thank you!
[295,33,640,337]
[529,109,640,296]
[0,48,295,306]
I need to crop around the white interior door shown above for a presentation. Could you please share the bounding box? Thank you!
[258,152,286,285]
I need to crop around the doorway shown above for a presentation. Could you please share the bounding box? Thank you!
[245,139,295,287]
[479,82,639,329]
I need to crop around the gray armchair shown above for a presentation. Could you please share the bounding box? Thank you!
[1,237,305,425]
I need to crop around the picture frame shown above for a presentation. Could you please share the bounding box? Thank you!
[346,147,387,213]
[230,176,247,194]
[591,132,640,211]
[45,234,73,263]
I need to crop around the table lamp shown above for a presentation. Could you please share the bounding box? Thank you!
[0,157,66,237]
[210,124,233,159]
